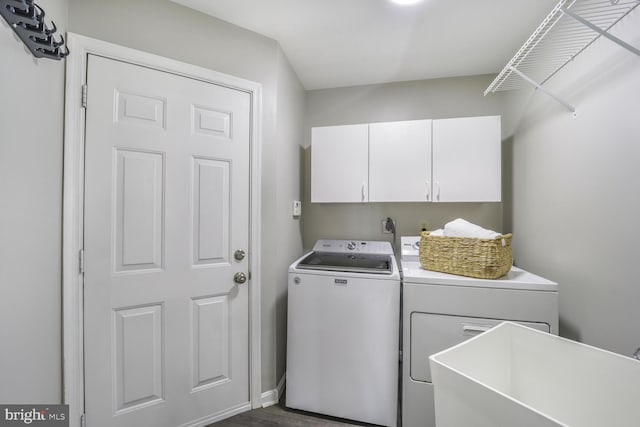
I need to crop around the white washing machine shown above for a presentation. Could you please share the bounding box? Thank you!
[400,236,558,427]
[287,239,400,427]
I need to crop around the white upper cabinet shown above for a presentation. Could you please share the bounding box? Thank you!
[432,115,501,202]
[311,115,501,203]
[311,124,369,203]
[369,120,432,202]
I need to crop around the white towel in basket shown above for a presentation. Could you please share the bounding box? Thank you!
[444,218,500,239]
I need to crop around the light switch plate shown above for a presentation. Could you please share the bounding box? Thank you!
[292,200,302,217]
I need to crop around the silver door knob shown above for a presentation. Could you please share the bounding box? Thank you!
[233,272,247,284]
[234,249,246,261]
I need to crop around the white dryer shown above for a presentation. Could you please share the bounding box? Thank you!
[287,239,400,427]
[400,236,558,427]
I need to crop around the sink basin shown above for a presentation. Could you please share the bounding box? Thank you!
[429,322,640,427]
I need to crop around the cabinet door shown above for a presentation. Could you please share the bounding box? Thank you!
[369,120,432,202]
[432,116,501,202]
[311,124,369,202]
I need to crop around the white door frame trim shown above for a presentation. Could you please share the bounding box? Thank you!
[62,32,263,427]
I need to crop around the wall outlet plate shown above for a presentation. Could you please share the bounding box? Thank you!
[382,219,395,234]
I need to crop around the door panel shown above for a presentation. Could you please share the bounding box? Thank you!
[84,54,250,427]
[114,304,164,413]
[115,149,164,272]
[116,90,166,128]
[191,295,230,390]
[192,105,232,138]
[192,158,230,266]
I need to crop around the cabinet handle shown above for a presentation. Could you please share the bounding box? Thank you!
[462,323,492,336]
[361,182,366,202]
[426,181,431,201]
[436,181,441,201]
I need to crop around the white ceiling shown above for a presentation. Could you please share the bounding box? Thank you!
[173,0,559,90]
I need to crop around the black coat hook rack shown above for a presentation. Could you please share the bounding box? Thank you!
[0,0,69,60]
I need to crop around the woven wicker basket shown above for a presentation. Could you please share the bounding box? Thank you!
[419,231,513,279]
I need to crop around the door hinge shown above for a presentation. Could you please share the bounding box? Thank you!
[80,413,86,427]
[79,249,85,274]
[81,84,87,109]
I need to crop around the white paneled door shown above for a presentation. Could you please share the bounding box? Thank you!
[83,55,250,427]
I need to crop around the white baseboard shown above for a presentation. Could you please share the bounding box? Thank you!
[179,402,252,427]
[261,373,286,408]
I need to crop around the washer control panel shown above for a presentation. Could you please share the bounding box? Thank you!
[312,239,393,255]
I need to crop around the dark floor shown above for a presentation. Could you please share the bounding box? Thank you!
[209,394,375,427]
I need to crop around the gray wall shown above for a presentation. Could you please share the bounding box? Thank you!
[273,48,306,383]
[507,10,640,354]
[0,0,68,403]
[304,76,510,252]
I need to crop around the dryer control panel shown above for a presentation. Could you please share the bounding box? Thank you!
[401,235,421,262]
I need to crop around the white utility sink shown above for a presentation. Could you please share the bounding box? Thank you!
[429,322,640,427]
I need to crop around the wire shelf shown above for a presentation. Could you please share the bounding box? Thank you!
[485,0,640,97]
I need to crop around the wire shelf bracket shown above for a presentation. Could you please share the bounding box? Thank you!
[509,66,576,115]
[485,0,640,114]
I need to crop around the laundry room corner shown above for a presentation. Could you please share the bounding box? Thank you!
[272,45,306,402]
[3,1,640,426]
